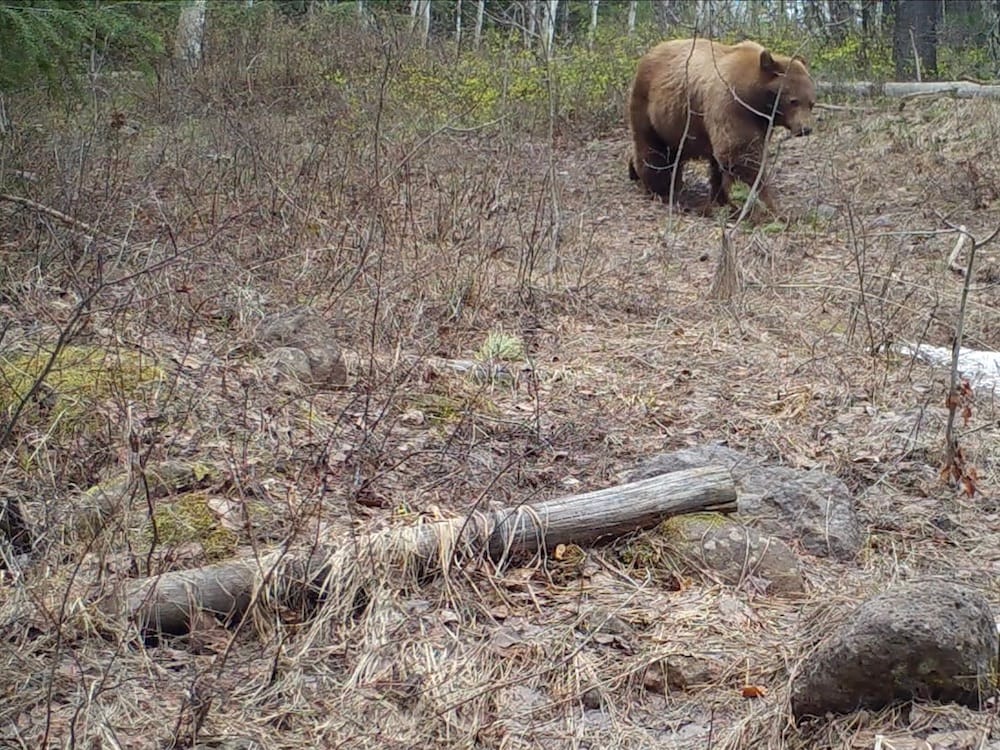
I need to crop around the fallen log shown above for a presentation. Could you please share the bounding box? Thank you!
[101,465,737,637]
[817,80,1000,99]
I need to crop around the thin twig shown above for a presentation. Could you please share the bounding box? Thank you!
[0,192,116,243]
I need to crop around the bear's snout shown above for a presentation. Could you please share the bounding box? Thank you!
[794,125,812,137]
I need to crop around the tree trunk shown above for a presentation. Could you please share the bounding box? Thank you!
[627,0,638,36]
[474,0,485,48]
[455,0,462,45]
[881,0,896,36]
[656,0,681,30]
[827,0,854,42]
[859,0,873,67]
[589,0,599,48]
[894,0,939,80]
[528,0,538,43]
[103,465,738,636]
[541,0,558,59]
[992,0,1000,70]
[803,0,827,37]
[410,0,431,45]
[174,0,207,73]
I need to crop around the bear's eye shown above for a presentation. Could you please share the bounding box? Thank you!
[789,98,800,106]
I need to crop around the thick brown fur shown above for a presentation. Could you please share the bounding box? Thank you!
[626,38,816,217]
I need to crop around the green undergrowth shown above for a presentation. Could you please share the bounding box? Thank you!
[391,28,655,136]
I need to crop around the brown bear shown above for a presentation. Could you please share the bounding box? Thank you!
[626,38,815,218]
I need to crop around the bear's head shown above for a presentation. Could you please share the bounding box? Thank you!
[760,50,815,137]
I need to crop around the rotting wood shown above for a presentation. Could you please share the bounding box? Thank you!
[103,465,737,636]
[817,81,1000,99]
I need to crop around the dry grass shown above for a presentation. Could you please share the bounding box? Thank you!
[3,23,1000,749]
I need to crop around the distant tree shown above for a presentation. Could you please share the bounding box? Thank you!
[827,0,855,42]
[0,0,165,92]
[655,0,682,30]
[893,0,939,80]
[881,0,896,36]
[474,0,485,47]
[174,0,206,73]
[410,0,431,45]
[588,0,599,48]
[991,0,1000,71]
[541,0,558,58]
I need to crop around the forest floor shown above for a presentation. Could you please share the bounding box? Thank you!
[2,61,1000,749]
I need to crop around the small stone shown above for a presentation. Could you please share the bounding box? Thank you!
[643,655,725,693]
[581,687,603,709]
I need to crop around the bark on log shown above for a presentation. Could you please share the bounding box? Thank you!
[103,465,737,637]
[818,81,1000,99]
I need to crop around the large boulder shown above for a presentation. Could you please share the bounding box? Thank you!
[790,580,998,720]
[627,444,862,560]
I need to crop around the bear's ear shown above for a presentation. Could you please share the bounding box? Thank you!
[793,53,809,67]
[760,49,780,76]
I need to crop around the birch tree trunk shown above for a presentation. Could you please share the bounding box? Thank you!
[588,0,599,48]
[174,0,207,73]
[410,0,431,45]
[627,0,638,35]
[455,0,463,45]
[474,0,486,47]
[528,0,539,46]
[541,0,558,59]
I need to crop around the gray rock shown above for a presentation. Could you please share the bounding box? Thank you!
[660,514,805,595]
[627,444,748,481]
[627,444,862,560]
[739,466,861,561]
[815,203,838,220]
[791,581,999,720]
[261,346,312,395]
[257,308,346,388]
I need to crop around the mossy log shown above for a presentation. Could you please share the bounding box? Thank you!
[103,465,737,637]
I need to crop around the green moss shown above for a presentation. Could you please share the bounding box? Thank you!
[618,536,662,568]
[0,345,163,434]
[657,512,731,542]
[144,492,238,561]
[407,393,466,424]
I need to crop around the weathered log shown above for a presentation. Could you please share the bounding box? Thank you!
[104,465,737,636]
[818,80,1000,99]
